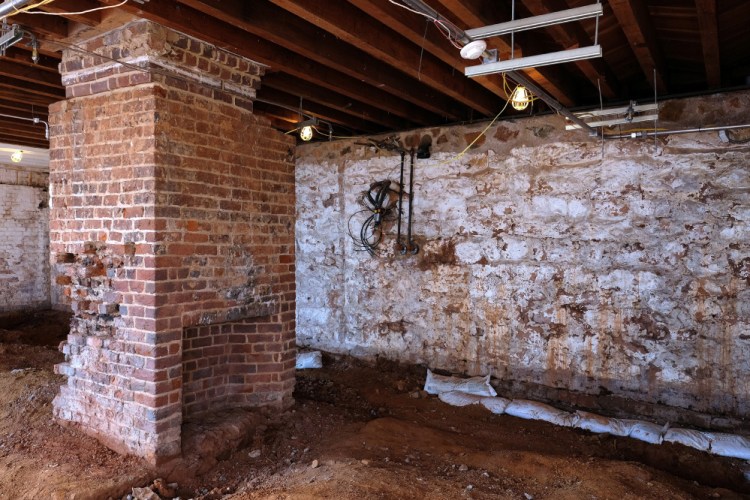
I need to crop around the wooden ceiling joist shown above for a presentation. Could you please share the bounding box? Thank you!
[103,0,442,128]
[608,0,668,93]
[36,0,102,27]
[431,0,578,107]
[262,73,418,132]
[177,0,467,121]
[267,0,503,118]
[345,0,511,100]
[0,59,62,89]
[694,0,721,88]
[256,86,385,135]
[520,0,620,99]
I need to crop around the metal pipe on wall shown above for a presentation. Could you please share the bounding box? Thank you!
[604,123,750,140]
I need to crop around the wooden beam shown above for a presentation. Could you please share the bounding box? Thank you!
[267,0,502,117]
[2,47,60,72]
[432,0,577,107]
[694,0,721,88]
[0,59,62,89]
[9,12,69,39]
[37,0,102,26]
[0,101,49,118]
[0,76,64,99]
[256,86,383,135]
[177,0,466,121]
[0,119,47,138]
[0,132,47,148]
[347,0,512,101]
[262,73,417,132]
[520,0,620,99]
[99,0,443,127]
[608,0,668,93]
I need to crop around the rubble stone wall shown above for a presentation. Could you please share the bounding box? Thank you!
[296,90,750,424]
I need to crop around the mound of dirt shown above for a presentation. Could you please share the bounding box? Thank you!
[1,312,748,499]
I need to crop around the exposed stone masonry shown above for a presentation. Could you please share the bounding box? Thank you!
[296,91,750,427]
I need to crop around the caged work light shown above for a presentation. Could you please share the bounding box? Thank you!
[297,118,318,141]
[510,85,531,110]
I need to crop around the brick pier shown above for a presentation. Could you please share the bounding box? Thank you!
[48,20,296,464]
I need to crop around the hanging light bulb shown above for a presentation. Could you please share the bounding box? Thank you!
[510,85,531,111]
[10,150,23,163]
[299,125,314,141]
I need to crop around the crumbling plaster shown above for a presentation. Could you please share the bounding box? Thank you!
[295,90,750,421]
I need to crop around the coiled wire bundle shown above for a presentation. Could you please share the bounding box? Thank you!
[348,179,400,256]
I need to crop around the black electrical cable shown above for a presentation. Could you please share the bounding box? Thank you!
[348,178,399,256]
[395,151,406,253]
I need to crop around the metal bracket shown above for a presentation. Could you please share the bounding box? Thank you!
[482,49,498,64]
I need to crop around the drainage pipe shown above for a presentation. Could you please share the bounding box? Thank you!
[603,123,750,140]
[0,0,35,19]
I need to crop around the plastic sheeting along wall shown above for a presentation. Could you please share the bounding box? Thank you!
[295,90,750,421]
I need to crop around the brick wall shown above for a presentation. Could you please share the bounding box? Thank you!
[50,20,295,464]
[0,164,49,311]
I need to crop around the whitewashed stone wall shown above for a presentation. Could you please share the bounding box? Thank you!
[296,90,750,420]
[0,165,50,311]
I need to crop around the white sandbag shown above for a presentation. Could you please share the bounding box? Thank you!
[664,428,710,451]
[505,399,578,427]
[627,421,666,444]
[705,432,750,460]
[296,350,323,369]
[574,411,613,434]
[439,391,484,407]
[480,396,512,415]
[604,418,636,437]
[423,369,497,397]
[574,412,635,437]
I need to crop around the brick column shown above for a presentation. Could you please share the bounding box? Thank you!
[49,20,296,464]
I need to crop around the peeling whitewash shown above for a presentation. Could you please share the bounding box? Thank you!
[296,90,750,420]
[0,165,50,311]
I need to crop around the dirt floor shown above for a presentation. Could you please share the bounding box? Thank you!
[1,311,749,500]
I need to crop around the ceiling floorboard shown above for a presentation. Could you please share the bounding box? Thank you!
[608,0,669,93]
[431,0,578,107]
[256,86,384,135]
[346,0,510,101]
[520,0,620,99]
[178,0,468,121]
[262,73,418,132]
[36,0,102,26]
[101,0,443,127]
[694,0,721,88]
[267,0,502,117]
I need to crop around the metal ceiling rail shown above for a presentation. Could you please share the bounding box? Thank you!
[400,0,596,135]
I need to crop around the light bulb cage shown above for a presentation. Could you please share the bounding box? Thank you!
[510,86,531,111]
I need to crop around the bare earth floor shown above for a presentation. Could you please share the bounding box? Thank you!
[0,311,748,499]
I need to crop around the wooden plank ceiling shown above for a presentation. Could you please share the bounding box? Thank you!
[0,0,748,148]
